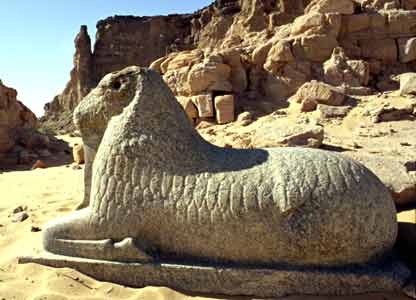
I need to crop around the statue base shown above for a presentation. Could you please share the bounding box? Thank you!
[19,253,411,298]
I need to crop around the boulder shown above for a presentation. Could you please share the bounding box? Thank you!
[192,94,214,118]
[252,124,324,148]
[291,13,341,37]
[344,152,416,208]
[187,58,232,94]
[214,95,235,124]
[367,99,415,123]
[317,104,351,118]
[290,81,345,112]
[31,160,47,170]
[398,38,416,63]
[177,97,198,122]
[292,35,339,62]
[400,73,416,96]
[0,81,38,154]
[252,42,273,66]
[163,50,203,73]
[323,47,370,87]
[264,41,294,74]
[73,144,85,165]
[305,0,355,15]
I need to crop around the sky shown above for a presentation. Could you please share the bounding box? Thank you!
[0,1,213,117]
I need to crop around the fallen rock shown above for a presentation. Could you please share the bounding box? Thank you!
[72,144,85,165]
[30,226,42,232]
[12,206,26,214]
[12,212,29,223]
[365,97,415,123]
[187,57,232,94]
[236,111,255,126]
[252,124,324,148]
[177,97,198,123]
[317,104,351,118]
[31,160,47,170]
[400,73,416,96]
[290,81,345,112]
[344,152,416,208]
[323,47,370,87]
[264,41,294,74]
[192,94,214,118]
[214,95,235,124]
[292,34,339,62]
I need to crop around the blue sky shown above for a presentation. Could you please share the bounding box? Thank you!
[0,1,212,116]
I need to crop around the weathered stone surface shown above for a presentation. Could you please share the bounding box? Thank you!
[367,99,415,123]
[0,81,37,153]
[400,73,416,96]
[187,58,232,94]
[12,211,29,223]
[19,254,410,298]
[264,41,294,74]
[344,152,416,208]
[292,34,339,62]
[360,39,397,61]
[323,47,370,87]
[73,144,85,165]
[44,26,93,116]
[192,94,214,118]
[398,38,416,63]
[305,0,355,15]
[317,104,351,118]
[290,81,345,112]
[253,123,324,148]
[214,94,235,124]
[177,97,198,122]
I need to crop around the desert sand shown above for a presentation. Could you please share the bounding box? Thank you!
[0,136,414,300]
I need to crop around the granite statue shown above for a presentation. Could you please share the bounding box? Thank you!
[20,67,412,298]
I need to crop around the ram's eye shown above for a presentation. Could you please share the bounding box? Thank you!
[112,80,122,90]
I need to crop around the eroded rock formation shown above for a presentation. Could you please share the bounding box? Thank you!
[0,81,37,154]
[0,81,69,166]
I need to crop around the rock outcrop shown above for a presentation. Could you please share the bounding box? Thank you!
[0,81,37,154]
[0,81,70,166]
[43,0,416,131]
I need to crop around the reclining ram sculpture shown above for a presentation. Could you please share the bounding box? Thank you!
[20,67,413,298]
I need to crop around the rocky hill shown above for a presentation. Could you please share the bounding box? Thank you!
[0,81,69,167]
[44,0,416,127]
[42,0,310,127]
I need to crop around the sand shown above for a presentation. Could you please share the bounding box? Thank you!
[0,136,414,300]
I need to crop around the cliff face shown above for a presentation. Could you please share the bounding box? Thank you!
[0,81,38,153]
[43,0,416,130]
[43,12,201,121]
[43,0,310,124]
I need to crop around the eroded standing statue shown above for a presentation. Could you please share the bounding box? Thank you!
[20,67,412,298]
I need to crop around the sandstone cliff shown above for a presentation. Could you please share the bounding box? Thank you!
[43,0,309,127]
[0,81,69,166]
[44,0,416,130]
[0,81,38,153]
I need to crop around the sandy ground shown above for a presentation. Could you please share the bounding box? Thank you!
[0,136,414,300]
